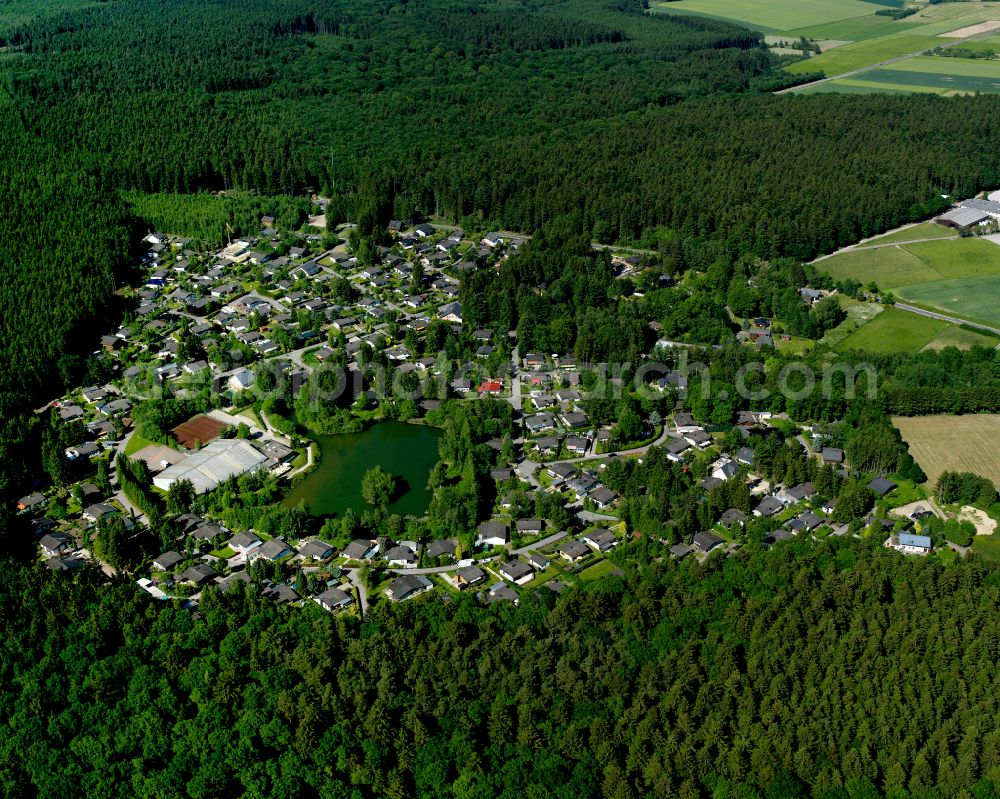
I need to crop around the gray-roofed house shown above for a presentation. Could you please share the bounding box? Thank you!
[487,582,519,604]
[314,587,353,612]
[754,496,784,518]
[499,560,534,585]
[476,520,509,549]
[229,531,263,556]
[385,544,417,568]
[40,532,73,558]
[455,565,487,588]
[693,531,725,554]
[181,562,216,585]
[526,552,551,571]
[559,540,591,562]
[300,539,335,561]
[735,446,756,467]
[670,543,693,560]
[83,503,117,523]
[719,508,747,528]
[18,492,46,512]
[583,528,617,552]
[259,537,292,561]
[386,574,433,601]
[153,551,184,571]
[343,538,379,561]
[426,538,456,559]
[868,477,898,497]
[516,519,544,535]
[821,447,845,464]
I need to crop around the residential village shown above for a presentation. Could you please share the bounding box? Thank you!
[15,199,959,619]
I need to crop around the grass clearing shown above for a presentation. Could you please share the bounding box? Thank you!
[921,325,1000,351]
[894,276,1000,328]
[835,307,948,353]
[972,534,1000,563]
[855,222,956,247]
[893,414,1000,488]
[819,300,884,347]
[819,245,939,288]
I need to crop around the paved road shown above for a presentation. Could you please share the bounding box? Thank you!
[345,569,369,615]
[893,303,1000,337]
[509,345,522,411]
[512,530,567,555]
[776,29,998,95]
[287,443,315,478]
[576,510,618,524]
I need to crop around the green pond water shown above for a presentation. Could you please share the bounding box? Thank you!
[283,422,443,517]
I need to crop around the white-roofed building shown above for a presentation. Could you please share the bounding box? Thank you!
[153,439,268,493]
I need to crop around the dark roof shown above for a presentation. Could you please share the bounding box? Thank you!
[181,563,216,584]
[426,538,456,558]
[868,477,898,496]
[500,561,533,582]
[693,531,725,553]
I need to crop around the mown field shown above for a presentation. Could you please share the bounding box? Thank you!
[835,307,948,353]
[894,276,1000,328]
[821,238,1000,289]
[893,414,1000,488]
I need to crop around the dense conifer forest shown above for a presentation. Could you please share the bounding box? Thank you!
[9,1,1000,797]
[6,540,1000,799]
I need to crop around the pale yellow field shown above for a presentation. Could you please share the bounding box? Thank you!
[893,415,1000,488]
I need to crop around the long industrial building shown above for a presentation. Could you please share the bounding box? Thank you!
[152,439,268,494]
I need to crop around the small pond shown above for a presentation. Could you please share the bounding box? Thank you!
[283,422,443,517]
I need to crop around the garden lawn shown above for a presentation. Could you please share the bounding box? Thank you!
[577,558,622,581]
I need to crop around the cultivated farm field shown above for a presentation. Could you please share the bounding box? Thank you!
[822,55,1000,95]
[785,34,941,77]
[780,1,1000,93]
[651,0,878,33]
[893,414,1000,488]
